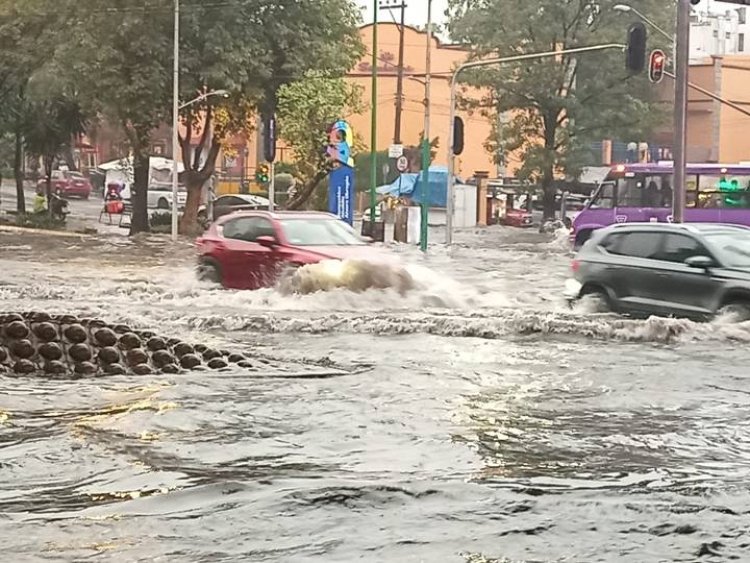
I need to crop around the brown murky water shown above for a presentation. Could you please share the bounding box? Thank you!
[1,227,749,562]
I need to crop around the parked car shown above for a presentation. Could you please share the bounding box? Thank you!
[38,170,92,199]
[500,207,533,228]
[119,183,187,209]
[198,194,271,223]
[196,210,402,290]
[565,222,750,320]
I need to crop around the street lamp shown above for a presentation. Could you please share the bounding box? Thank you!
[614,4,674,44]
[179,89,229,111]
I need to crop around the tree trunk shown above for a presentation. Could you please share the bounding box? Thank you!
[62,146,78,171]
[285,168,328,210]
[541,112,558,221]
[13,128,25,214]
[179,173,206,237]
[129,151,150,235]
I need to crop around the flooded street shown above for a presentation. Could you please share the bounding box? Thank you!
[1,226,749,562]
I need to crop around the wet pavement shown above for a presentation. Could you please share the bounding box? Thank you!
[1,226,749,562]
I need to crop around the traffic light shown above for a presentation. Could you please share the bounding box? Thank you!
[452,117,464,156]
[649,49,666,83]
[255,162,270,184]
[626,22,647,74]
[263,115,276,163]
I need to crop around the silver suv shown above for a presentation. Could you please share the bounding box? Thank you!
[565,223,750,320]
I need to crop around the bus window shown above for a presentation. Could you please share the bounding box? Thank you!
[617,177,644,207]
[696,175,750,208]
[589,182,615,209]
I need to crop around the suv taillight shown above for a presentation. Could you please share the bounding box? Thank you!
[572,259,580,273]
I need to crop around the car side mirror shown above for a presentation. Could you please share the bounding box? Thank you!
[256,235,278,248]
[685,255,714,269]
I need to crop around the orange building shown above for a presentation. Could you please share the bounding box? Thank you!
[213,22,510,195]
[349,23,511,179]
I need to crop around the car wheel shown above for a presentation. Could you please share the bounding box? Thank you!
[197,261,222,285]
[717,301,750,322]
[580,287,611,313]
[157,198,169,210]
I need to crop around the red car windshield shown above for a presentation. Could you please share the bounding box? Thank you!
[279,218,365,246]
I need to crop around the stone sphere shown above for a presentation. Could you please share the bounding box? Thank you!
[179,353,202,370]
[119,333,141,351]
[69,344,93,363]
[74,362,97,376]
[202,348,222,361]
[207,358,229,370]
[194,344,208,354]
[33,322,59,342]
[63,324,88,344]
[97,346,121,365]
[39,342,64,361]
[94,328,118,347]
[227,353,245,363]
[0,347,8,363]
[132,363,153,375]
[59,315,79,324]
[146,337,167,352]
[160,363,180,374]
[173,342,194,358]
[11,339,35,359]
[30,312,52,322]
[104,363,127,375]
[113,324,132,334]
[13,359,36,374]
[44,361,68,375]
[5,320,30,339]
[4,313,24,323]
[152,349,176,368]
[126,348,149,367]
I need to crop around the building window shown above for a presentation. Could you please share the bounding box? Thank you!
[726,32,731,39]
[713,30,719,37]
[739,8,746,25]
[740,33,746,52]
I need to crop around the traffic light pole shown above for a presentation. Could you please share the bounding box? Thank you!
[268,161,275,212]
[446,43,625,245]
[672,0,690,224]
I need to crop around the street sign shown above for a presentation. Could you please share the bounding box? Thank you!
[396,155,409,172]
[388,144,404,158]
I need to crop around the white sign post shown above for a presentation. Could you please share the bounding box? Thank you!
[388,144,404,158]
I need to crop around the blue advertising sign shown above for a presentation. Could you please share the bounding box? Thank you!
[328,165,354,225]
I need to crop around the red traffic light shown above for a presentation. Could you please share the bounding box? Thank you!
[649,49,666,84]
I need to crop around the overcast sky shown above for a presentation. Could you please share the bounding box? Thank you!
[356,0,451,27]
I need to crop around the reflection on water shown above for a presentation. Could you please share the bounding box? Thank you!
[1,228,750,561]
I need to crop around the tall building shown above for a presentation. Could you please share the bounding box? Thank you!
[690,5,748,61]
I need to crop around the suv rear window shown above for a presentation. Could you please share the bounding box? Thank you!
[609,231,662,259]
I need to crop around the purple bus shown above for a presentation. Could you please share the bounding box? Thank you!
[571,162,750,248]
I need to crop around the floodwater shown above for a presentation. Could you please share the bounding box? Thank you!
[1,226,749,562]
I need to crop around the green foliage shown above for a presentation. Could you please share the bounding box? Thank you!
[278,75,365,181]
[447,0,673,215]
[149,211,173,227]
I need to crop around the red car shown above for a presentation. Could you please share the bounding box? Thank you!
[501,208,533,227]
[38,170,93,199]
[196,210,400,290]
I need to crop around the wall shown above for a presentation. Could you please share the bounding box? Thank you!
[351,24,516,181]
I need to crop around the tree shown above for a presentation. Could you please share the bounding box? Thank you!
[22,94,86,207]
[175,0,364,234]
[0,0,60,214]
[54,0,174,234]
[447,0,673,219]
[277,75,364,210]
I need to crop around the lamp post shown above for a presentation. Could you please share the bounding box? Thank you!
[369,0,378,226]
[613,4,674,43]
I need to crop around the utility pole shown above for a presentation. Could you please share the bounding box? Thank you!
[369,0,378,225]
[379,1,407,144]
[419,0,432,252]
[672,0,690,224]
[170,0,180,242]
